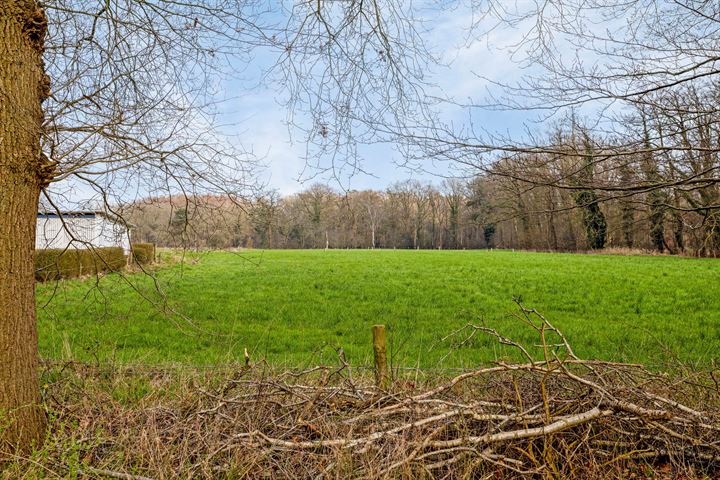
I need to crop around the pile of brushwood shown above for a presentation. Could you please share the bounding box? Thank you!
[4,308,720,479]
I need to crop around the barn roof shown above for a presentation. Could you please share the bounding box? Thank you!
[37,211,133,227]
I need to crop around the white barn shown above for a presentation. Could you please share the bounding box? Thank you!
[36,211,131,254]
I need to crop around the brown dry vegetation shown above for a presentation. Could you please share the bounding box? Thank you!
[4,310,720,479]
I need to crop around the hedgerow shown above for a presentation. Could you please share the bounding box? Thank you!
[35,247,126,281]
[131,243,155,265]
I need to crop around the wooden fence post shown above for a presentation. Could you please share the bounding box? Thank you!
[372,325,388,389]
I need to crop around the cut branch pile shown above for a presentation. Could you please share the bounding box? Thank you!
[7,308,720,479]
[214,359,720,478]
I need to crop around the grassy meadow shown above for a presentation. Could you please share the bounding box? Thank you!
[36,249,720,368]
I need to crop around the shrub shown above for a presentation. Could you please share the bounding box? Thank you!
[131,243,155,265]
[35,247,126,281]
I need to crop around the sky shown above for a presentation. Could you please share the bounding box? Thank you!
[46,1,592,208]
[214,4,545,195]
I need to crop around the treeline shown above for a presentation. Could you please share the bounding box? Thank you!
[127,180,496,251]
[126,161,719,257]
[479,86,720,257]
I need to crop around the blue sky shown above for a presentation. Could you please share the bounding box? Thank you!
[215,5,544,194]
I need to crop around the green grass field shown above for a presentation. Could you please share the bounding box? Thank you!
[36,249,720,368]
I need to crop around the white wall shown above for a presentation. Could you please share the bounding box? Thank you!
[36,215,131,254]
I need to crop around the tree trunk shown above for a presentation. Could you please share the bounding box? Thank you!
[546,190,559,250]
[0,0,50,453]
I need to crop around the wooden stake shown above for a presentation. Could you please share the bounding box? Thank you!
[372,325,388,389]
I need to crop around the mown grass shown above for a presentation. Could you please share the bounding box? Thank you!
[36,249,720,368]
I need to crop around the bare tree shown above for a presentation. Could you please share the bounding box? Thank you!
[355,190,385,249]
[1,0,432,452]
[1,0,50,452]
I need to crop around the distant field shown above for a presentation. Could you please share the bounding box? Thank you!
[36,249,720,368]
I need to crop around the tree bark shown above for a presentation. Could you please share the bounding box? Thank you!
[0,0,50,453]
